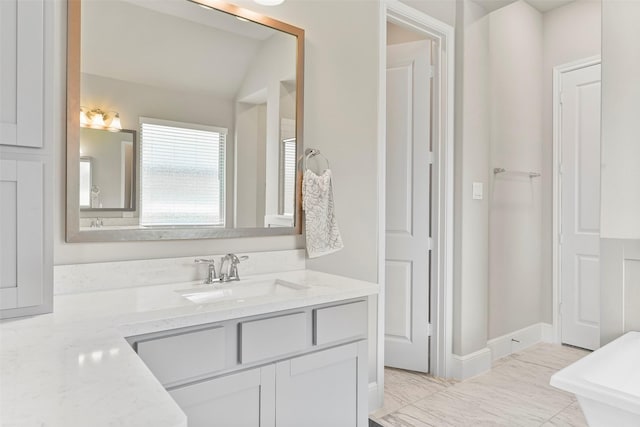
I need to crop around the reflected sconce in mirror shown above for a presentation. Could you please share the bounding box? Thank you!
[80,107,122,132]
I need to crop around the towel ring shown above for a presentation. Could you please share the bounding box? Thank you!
[303,148,330,172]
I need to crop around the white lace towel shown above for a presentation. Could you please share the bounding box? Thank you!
[302,169,344,258]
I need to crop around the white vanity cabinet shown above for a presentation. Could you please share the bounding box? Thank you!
[128,299,369,427]
[0,0,52,319]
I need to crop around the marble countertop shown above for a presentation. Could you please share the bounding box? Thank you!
[0,269,379,427]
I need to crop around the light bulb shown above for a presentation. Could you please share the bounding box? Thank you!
[80,109,90,127]
[90,112,105,128]
[107,112,122,132]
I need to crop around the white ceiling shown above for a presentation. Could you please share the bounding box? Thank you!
[81,0,279,98]
[473,0,576,13]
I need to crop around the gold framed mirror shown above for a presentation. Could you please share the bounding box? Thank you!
[66,0,304,242]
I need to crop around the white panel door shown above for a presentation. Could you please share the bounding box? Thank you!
[0,0,44,147]
[560,63,601,351]
[385,41,432,372]
[0,159,44,310]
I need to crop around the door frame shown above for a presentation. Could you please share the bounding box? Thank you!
[552,55,601,344]
[376,0,455,405]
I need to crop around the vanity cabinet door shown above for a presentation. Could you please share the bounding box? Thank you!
[0,159,44,311]
[275,341,368,427]
[0,0,44,148]
[169,365,275,427]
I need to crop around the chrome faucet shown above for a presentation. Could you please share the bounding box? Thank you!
[194,258,217,284]
[218,253,249,282]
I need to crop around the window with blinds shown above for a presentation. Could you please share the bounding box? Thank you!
[279,137,296,216]
[139,117,226,227]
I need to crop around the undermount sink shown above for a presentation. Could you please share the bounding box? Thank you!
[176,278,310,304]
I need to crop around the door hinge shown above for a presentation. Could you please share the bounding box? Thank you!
[428,237,433,251]
[428,65,435,79]
[559,91,565,105]
[558,302,563,316]
[559,233,565,245]
[558,162,563,175]
[428,151,434,165]
[427,323,433,337]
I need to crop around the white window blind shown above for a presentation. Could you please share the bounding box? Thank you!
[139,117,226,226]
[279,137,296,216]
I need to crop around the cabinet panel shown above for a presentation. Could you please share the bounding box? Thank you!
[0,159,43,310]
[136,325,226,386]
[275,341,368,427]
[314,300,367,345]
[169,365,275,427]
[0,0,44,147]
[239,312,307,364]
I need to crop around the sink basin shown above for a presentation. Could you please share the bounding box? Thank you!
[176,278,310,304]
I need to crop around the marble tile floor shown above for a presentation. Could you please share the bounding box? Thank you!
[371,343,590,427]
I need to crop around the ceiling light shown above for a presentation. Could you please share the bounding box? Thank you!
[253,0,285,5]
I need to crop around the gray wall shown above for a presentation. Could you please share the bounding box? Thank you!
[488,1,543,340]
[600,0,640,239]
[600,0,640,344]
[453,0,490,356]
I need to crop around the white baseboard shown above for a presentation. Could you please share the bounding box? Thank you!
[451,347,492,380]
[487,322,554,361]
[368,381,381,413]
[541,322,555,343]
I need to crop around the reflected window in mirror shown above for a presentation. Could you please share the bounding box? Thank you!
[79,157,93,208]
[279,136,296,217]
[139,118,226,227]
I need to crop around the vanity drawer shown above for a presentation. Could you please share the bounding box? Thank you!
[136,325,226,386]
[239,312,307,364]
[313,300,367,345]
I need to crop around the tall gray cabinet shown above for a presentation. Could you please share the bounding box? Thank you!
[0,0,53,318]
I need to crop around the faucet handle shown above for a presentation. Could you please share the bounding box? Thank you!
[229,255,249,280]
[195,258,217,284]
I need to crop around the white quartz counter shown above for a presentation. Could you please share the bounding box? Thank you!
[0,270,379,427]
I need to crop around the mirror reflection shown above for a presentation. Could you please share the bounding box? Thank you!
[75,0,300,233]
[79,127,135,211]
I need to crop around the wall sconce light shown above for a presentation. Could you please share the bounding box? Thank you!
[80,107,122,132]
